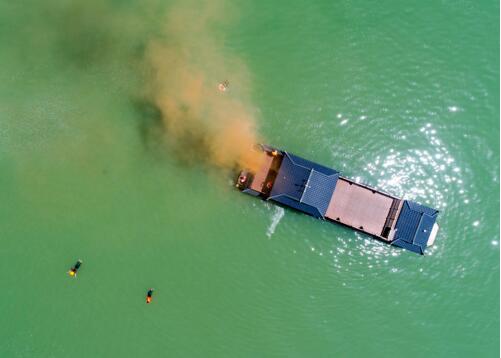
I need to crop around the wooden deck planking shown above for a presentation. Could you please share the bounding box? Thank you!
[250,154,274,193]
[325,178,394,237]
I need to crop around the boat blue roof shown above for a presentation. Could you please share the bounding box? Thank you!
[268,152,339,218]
[392,201,439,254]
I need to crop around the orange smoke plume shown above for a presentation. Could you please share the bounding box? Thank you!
[144,1,263,171]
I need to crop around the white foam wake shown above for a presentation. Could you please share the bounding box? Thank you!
[266,207,285,238]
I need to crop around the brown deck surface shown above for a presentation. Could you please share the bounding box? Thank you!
[250,154,274,193]
[325,179,394,237]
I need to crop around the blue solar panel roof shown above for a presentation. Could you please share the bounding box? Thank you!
[287,153,339,176]
[269,153,310,201]
[392,200,439,254]
[269,152,339,218]
[301,170,338,216]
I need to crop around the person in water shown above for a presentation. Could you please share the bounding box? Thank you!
[146,288,154,304]
[218,80,229,92]
[68,259,82,277]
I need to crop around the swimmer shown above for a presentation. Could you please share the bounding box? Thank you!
[68,259,82,277]
[218,80,229,92]
[146,288,154,304]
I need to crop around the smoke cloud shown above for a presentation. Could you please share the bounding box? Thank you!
[3,0,263,171]
[143,1,263,171]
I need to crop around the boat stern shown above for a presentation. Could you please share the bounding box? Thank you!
[427,223,439,247]
[235,170,253,190]
[234,145,283,197]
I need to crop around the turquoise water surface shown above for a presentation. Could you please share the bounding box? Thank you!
[0,0,499,357]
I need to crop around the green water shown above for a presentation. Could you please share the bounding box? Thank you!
[0,0,499,357]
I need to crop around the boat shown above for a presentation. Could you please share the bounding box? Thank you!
[236,144,439,254]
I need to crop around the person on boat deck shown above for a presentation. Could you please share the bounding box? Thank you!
[146,288,154,304]
[68,259,82,277]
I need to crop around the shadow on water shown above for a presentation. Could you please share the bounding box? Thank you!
[131,98,213,169]
[37,1,155,70]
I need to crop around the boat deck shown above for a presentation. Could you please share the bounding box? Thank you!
[249,154,274,193]
[325,178,397,239]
